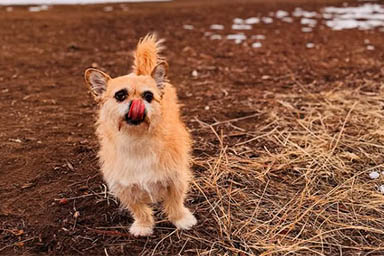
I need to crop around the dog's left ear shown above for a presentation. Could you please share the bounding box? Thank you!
[151,61,168,90]
[84,68,111,100]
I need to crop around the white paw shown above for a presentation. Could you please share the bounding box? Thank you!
[129,221,153,237]
[173,209,197,230]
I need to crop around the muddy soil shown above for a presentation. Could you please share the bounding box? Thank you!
[1,0,384,255]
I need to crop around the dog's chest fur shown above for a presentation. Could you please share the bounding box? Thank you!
[101,133,168,196]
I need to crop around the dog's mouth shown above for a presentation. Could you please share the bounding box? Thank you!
[123,99,146,126]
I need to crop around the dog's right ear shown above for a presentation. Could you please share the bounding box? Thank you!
[84,68,111,99]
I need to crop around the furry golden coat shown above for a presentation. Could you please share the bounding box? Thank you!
[84,34,196,236]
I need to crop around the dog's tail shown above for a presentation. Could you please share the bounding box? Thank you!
[132,33,165,76]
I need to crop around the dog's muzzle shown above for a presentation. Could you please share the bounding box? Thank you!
[124,99,146,125]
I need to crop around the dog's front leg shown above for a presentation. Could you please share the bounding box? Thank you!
[163,181,197,230]
[117,187,154,237]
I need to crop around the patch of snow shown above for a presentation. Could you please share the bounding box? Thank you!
[301,18,317,27]
[369,171,380,179]
[183,24,194,30]
[251,34,265,40]
[28,4,48,11]
[275,10,288,18]
[227,34,246,44]
[232,24,252,30]
[293,7,317,18]
[282,17,293,23]
[210,24,224,30]
[323,3,384,30]
[306,42,315,48]
[366,45,375,50]
[233,18,244,24]
[252,42,262,48]
[262,17,273,24]
[245,17,260,24]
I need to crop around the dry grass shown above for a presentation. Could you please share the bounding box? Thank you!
[187,83,384,255]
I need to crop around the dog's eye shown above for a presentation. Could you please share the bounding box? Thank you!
[143,91,154,103]
[114,89,128,102]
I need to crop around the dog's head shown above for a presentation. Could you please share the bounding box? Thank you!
[84,62,167,132]
[84,34,168,133]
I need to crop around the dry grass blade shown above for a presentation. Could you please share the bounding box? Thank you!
[189,85,384,255]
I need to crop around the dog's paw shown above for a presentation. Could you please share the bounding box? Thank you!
[173,209,197,230]
[129,222,153,237]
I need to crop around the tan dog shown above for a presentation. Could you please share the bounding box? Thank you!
[84,34,196,236]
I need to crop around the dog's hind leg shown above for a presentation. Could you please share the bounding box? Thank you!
[163,180,197,230]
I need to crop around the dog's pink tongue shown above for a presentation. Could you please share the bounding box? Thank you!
[128,100,145,121]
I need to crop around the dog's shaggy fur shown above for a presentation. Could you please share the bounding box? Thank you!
[84,34,196,236]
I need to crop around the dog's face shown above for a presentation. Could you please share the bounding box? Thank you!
[84,62,168,133]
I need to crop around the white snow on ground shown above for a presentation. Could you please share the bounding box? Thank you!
[0,0,170,5]
[183,25,194,30]
[232,24,252,30]
[245,17,260,25]
[210,24,224,30]
[196,3,384,48]
[227,34,246,44]
[369,171,380,179]
[323,3,384,30]
[251,42,262,48]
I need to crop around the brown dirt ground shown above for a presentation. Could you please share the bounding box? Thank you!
[1,0,384,255]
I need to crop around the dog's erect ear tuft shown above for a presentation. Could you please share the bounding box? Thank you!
[151,62,168,90]
[84,68,111,99]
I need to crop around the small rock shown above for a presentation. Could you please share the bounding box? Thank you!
[379,185,384,194]
[192,70,198,77]
[204,106,210,110]
[262,75,270,80]
[73,211,80,218]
